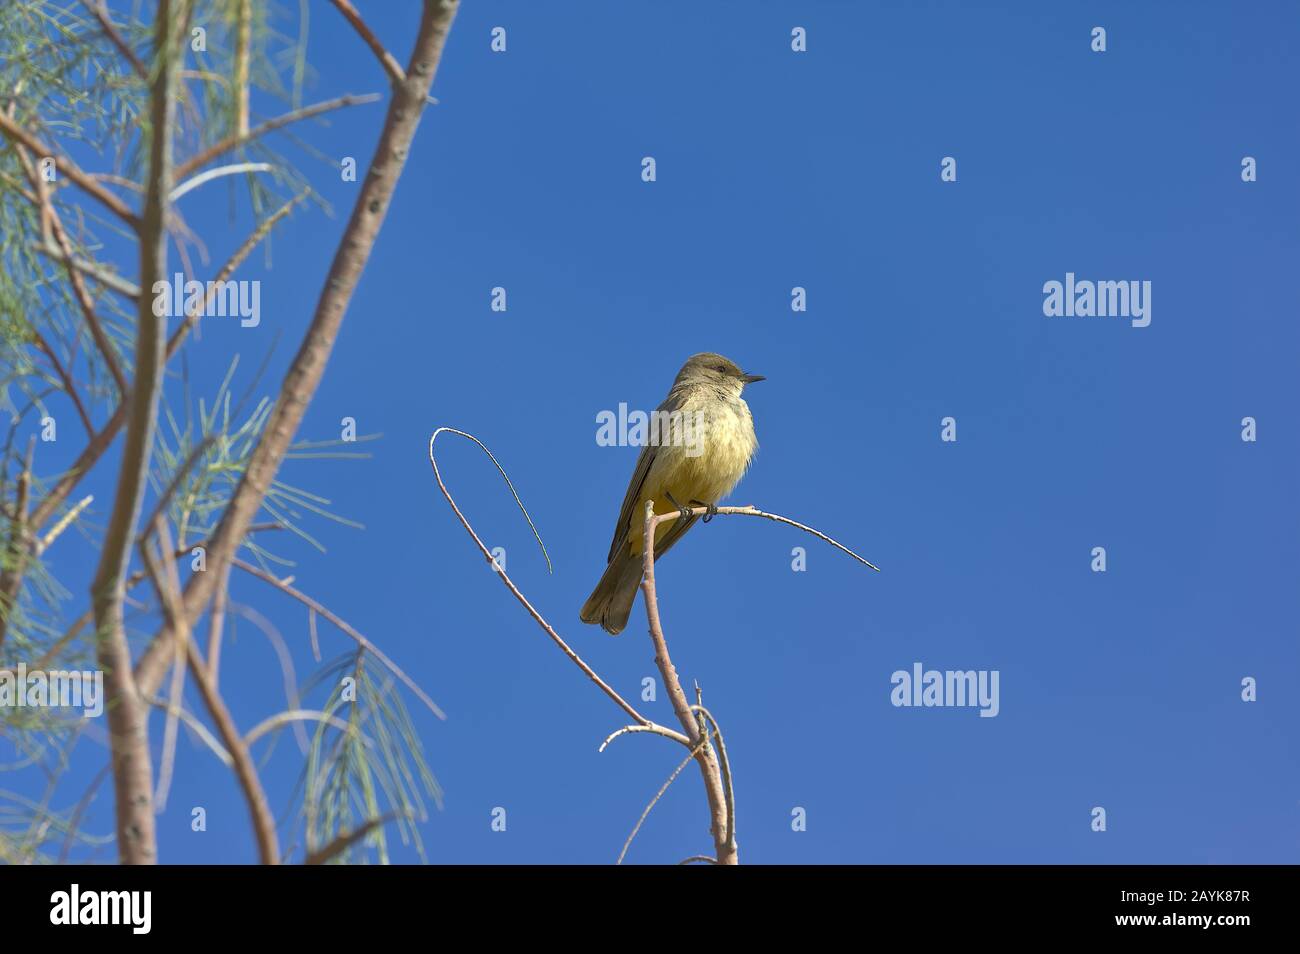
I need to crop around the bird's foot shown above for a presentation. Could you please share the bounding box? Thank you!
[665,492,693,524]
[694,500,720,523]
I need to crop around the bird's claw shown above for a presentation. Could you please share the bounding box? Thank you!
[701,503,719,523]
[665,492,692,523]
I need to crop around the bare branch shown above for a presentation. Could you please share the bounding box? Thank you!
[145,696,232,766]
[136,1,462,700]
[234,0,251,135]
[169,161,272,202]
[691,704,735,853]
[174,93,382,179]
[617,735,710,865]
[89,0,190,865]
[31,240,140,298]
[164,190,306,359]
[599,723,690,753]
[36,494,93,556]
[244,709,358,747]
[224,557,445,721]
[0,438,35,650]
[329,0,406,84]
[641,501,737,865]
[143,517,279,864]
[428,427,679,735]
[0,112,140,228]
[304,813,398,865]
[78,0,148,79]
[13,126,129,395]
[27,194,306,536]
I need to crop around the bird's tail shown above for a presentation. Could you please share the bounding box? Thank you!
[579,550,644,636]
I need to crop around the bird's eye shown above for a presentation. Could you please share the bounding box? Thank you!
[714,364,727,373]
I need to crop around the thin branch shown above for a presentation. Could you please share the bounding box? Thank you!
[243,709,357,747]
[428,428,678,735]
[164,190,306,359]
[206,560,231,685]
[153,647,186,810]
[136,1,462,701]
[27,195,306,537]
[617,735,710,865]
[169,161,271,202]
[642,501,737,865]
[30,240,139,298]
[691,704,735,853]
[234,0,251,135]
[13,129,129,395]
[599,722,690,753]
[665,505,880,572]
[30,331,94,436]
[328,0,406,84]
[146,695,232,766]
[226,557,445,721]
[174,93,382,179]
[304,813,397,865]
[0,438,35,650]
[143,516,279,864]
[0,111,140,228]
[79,0,148,79]
[89,0,189,865]
[678,855,718,865]
[36,494,92,556]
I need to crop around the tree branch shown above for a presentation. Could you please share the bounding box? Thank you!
[0,438,35,651]
[426,427,682,737]
[135,1,461,699]
[234,0,251,136]
[329,0,407,85]
[27,193,305,536]
[89,0,189,865]
[173,93,382,180]
[79,0,148,79]
[142,517,279,864]
[640,501,737,865]
[0,111,140,228]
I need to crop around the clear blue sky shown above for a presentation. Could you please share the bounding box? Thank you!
[17,0,1300,864]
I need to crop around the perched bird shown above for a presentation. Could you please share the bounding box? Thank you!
[581,353,763,635]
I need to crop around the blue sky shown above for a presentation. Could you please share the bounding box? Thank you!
[11,0,1300,864]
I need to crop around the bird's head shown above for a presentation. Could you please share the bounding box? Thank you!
[675,352,765,394]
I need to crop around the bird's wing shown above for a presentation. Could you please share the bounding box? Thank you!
[607,439,657,564]
[604,389,689,564]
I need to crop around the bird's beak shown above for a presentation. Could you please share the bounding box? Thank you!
[740,372,765,384]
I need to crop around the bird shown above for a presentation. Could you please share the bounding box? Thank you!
[580,352,763,635]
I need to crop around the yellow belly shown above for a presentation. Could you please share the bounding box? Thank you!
[626,404,756,555]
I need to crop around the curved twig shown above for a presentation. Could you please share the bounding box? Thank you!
[691,704,735,853]
[169,161,272,202]
[656,505,880,572]
[429,428,679,736]
[244,709,359,747]
[599,723,689,753]
[617,735,710,865]
[174,93,382,179]
[146,695,233,766]
[231,557,445,721]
